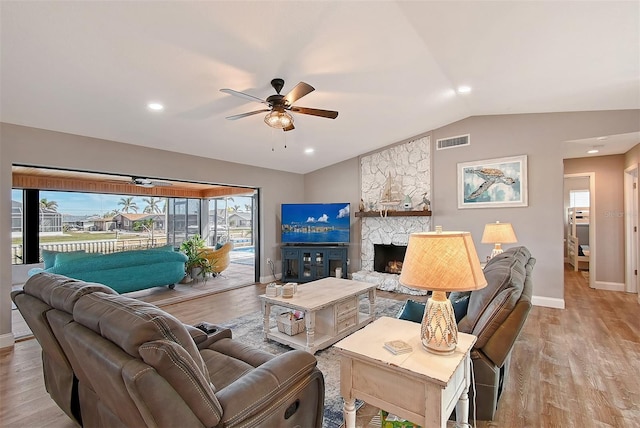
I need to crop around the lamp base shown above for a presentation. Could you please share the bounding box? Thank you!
[420,291,458,355]
[489,243,504,259]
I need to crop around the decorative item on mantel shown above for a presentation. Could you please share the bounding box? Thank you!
[359,198,365,212]
[403,193,413,211]
[421,192,431,211]
[379,172,403,217]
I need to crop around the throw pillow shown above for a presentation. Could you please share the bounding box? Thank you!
[451,294,470,323]
[41,249,85,269]
[54,251,102,266]
[154,244,175,252]
[397,299,426,323]
[398,295,470,324]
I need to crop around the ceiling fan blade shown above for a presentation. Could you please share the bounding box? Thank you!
[149,181,172,187]
[220,88,268,105]
[225,109,271,120]
[283,123,295,132]
[290,106,338,119]
[284,82,315,105]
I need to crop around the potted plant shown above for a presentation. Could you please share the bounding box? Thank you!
[179,234,212,282]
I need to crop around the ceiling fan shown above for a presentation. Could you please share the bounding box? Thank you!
[220,78,338,131]
[109,177,173,188]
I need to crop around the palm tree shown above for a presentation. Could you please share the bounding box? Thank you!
[142,197,162,214]
[118,197,138,213]
[39,198,58,211]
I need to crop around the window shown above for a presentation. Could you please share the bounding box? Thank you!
[570,190,590,207]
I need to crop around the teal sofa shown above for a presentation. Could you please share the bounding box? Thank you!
[29,247,188,294]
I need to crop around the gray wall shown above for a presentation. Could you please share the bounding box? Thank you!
[303,157,362,273]
[430,110,640,307]
[0,123,304,346]
[626,143,640,168]
[564,155,626,284]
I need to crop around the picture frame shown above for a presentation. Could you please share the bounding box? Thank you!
[457,155,528,209]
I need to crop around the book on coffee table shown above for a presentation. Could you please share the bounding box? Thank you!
[383,340,413,355]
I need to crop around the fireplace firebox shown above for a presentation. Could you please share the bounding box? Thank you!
[373,244,407,274]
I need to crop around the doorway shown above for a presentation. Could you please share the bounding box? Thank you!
[563,173,596,289]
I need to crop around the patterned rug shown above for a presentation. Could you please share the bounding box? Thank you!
[217,296,405,428]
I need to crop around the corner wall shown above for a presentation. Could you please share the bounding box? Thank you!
[564,155,626,285]
[302,157,361,273]
[0,123,305,348]
[430,110,640,308]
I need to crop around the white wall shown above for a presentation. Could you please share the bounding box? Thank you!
[0,123,305,347]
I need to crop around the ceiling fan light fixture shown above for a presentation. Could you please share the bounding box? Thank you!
[264,110,294,129]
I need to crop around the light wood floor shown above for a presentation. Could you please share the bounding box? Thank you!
[2,266,639,427]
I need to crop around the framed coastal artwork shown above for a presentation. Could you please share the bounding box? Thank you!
[457,155,528,209]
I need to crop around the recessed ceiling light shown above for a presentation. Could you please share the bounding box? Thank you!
[587,149,599,154]
[147,102,164,111]
[457,86,472,94]
[304,148,315,154]
[596,136,608,140]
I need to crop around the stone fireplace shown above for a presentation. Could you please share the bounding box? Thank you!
[352,136,431,295]
[374,244,407,274]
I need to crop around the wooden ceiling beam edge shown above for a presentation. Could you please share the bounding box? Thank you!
[12,173,252,199]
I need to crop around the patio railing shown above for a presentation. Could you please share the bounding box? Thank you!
[11,237,168,265]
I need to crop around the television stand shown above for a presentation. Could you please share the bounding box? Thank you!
[281,245,348,283]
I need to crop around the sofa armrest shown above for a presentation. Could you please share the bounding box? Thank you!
[189,323,232,349]
[480,298,531,367]
[214,350,318,423]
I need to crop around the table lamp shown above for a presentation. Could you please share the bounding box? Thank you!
[481,221,517,259]
[399,231,487,355]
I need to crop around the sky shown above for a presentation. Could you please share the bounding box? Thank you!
[12,190,253,217]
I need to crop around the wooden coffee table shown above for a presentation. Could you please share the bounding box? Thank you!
[335,317,476,428]
[259,277,376,354]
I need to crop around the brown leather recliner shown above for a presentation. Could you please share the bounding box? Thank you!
[11,273,118,425]
[454,246,535,420]
[13,272,325,427]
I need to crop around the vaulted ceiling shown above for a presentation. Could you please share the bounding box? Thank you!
[1,1,638,174]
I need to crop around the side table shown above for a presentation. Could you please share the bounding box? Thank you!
[334,316,476,428]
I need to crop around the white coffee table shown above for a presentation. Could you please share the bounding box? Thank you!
[335,316,476,428]
[259,277,376,354]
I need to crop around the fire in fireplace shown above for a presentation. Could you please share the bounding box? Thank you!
[373,244,407,274]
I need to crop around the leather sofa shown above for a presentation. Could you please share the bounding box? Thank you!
[453,246,535,420]
[12,272,325,427]
[398,246,535,421]
[28,246,188,293]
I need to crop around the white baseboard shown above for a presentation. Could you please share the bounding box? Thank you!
[259,273,281,284]
[0,333,15,350]
[532,295,565,309]
[593,281,625,292]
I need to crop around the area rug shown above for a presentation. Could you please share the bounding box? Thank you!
[217,296,405,428]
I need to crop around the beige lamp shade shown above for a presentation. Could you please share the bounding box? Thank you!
[481,221,517,244]
[399,231,487,292]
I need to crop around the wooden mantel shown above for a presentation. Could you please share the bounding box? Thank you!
[355,210,432,218]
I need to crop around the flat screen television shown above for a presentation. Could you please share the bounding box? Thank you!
[281,203,350,245]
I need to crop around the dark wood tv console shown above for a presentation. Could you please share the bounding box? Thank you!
[281,246,348,283]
